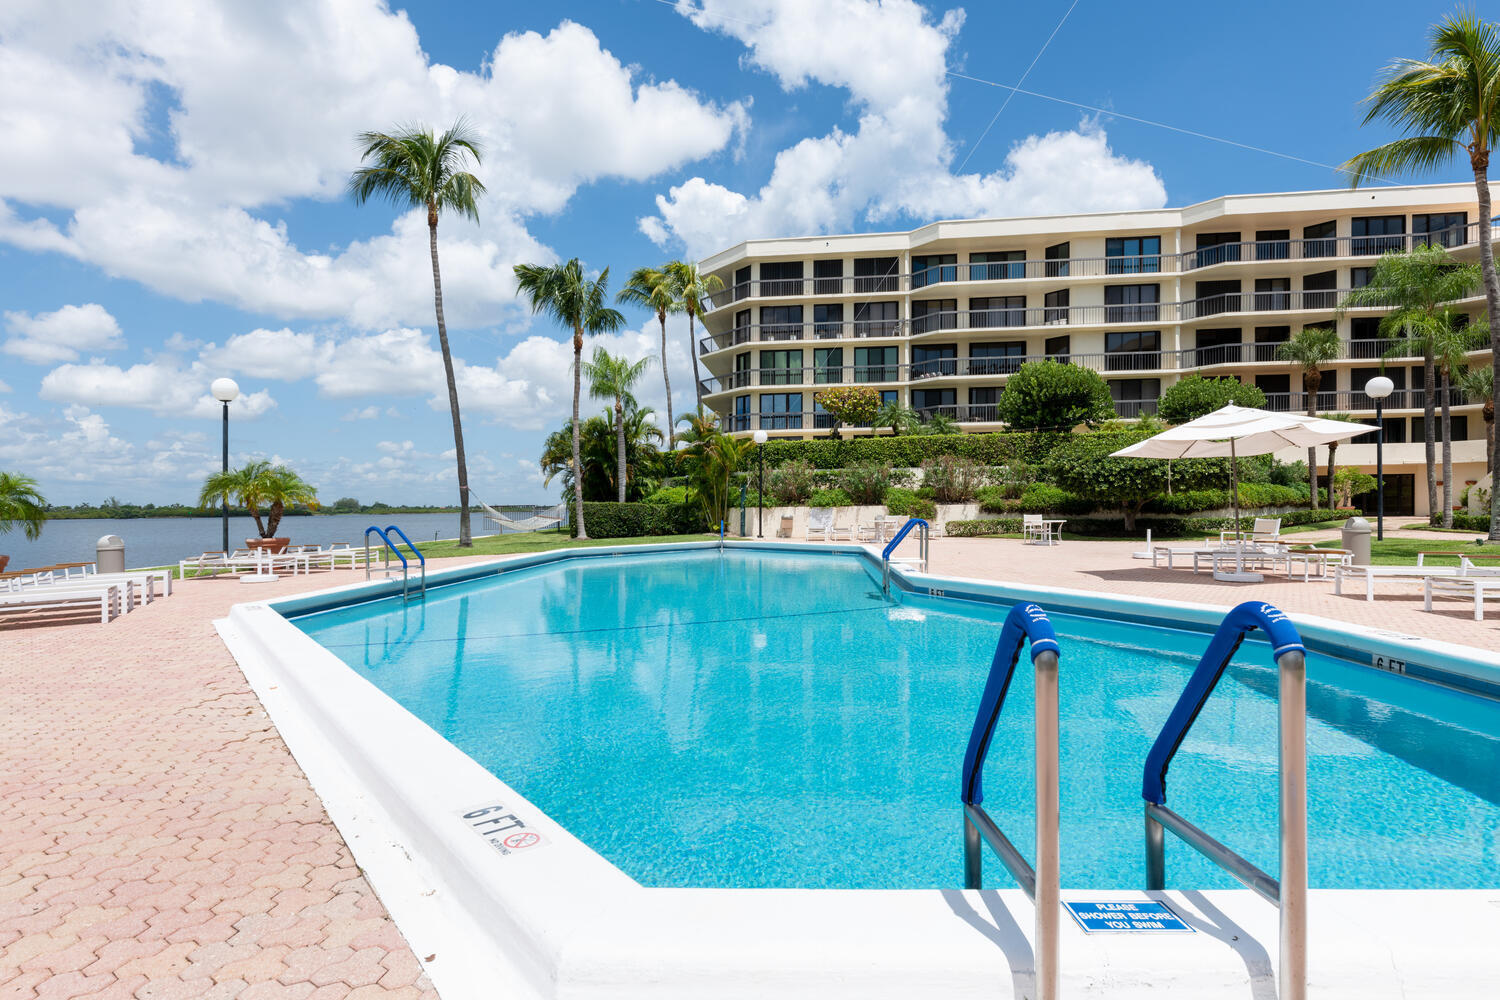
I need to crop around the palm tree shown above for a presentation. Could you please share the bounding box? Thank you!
[1277,326,1342,506]
[0,472,48,552]
[618,266,681,446]
[348,119,485,547]
[874,399,919,437]
[1320,413,1360,509]
[514,259,626,540]
[1430,310,1491,524]
[678,414,752,529]
[581,348,652,502]
[1341,244,1484,519]
[1342,8,1500,537]
[918,412,962,435]
[540,407,665,502]
[1457,363,1495,471]
[198,461,320,540]
[666,261,724,415]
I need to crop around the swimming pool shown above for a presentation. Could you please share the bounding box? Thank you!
[286,547,1500,893]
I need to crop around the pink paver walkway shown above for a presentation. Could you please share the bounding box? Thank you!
[0,566,491,1000]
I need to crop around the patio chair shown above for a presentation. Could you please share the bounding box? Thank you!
[777,514,794,538]
[827,508,855,542]
[1218,517,1282,546]
[1022,514,1048,544]
[805,508,834,541]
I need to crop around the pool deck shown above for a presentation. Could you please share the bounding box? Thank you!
[2,540,1496,999]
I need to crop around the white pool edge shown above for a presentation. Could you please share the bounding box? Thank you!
[215,541,1500,999]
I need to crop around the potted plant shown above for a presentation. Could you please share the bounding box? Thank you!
[0,471,48,572]
[198,461,320,553]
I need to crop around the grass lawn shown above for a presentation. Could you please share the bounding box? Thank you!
[417,531,720,560]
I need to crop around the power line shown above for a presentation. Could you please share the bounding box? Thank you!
[956,0,1080,173]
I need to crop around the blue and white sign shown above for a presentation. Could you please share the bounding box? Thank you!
[1063,901,1194,934]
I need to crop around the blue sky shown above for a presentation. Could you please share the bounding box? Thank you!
[0,0,1474,505]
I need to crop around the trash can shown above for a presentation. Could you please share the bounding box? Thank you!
[1341,517,1372,566]
[96,534,125,575]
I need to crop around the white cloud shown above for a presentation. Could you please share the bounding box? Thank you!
[3,303,124,363]
[341,405,381,421]
[0,379,10,393]
[199,327,332,381]
[38,359,277,419]
[645,0,1166,257]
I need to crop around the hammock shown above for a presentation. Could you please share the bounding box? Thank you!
[473,497,565,532]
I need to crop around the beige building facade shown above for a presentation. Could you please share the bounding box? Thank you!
[696,183,1493,517]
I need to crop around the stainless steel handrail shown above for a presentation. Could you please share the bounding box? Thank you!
[1142,600,1307,1000]
[962,601,1062,1000]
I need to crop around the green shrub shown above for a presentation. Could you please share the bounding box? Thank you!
[1157,374,1267,423]
[570,502,707,538]
[642,485,689,505]
[920,454,986,503]
[946,518,1024,536]
[974,485,1009,510]
[1431,511,1491,530]
[838,461,893,504]
[884,488,937,520]
[809,487,853,507]
[1332,468,1377,507]
[1145,483,1311,514]
[765,458,817,505]
[995,361,1115,431]
[1019,483,1092,514]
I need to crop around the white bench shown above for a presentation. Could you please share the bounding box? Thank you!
[22,567,172,600]
[0,581,129,624]
[1424,575,1500,621]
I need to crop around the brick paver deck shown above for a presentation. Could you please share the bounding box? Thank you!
[1,568,454,1000]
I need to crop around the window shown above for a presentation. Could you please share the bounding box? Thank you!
[1108,379,1160,417]
[813,258,844,295]
[759,305,803,341]
[1104,284,1160,323]
[878,390,899,407]
[1196,329,1242,366]
[1299,369,1336,411]
[1044,334,1071,363]
[1045,241,1070,277]
[733,351,751,389]
[1105,331,1160,371]
[1043,288,1070,324]
[1256,374,1291,409]
[1353,419,1407,445]
[969,295,1026,328]
[912,253,957,288]
[1413,415,1468,441]
[912,344,957,379]
[911,299,957,334]
[1253,325,1290,362]
[912,388,956,417]
[1106,235,1161,274]
[1352,366,1406,408]
[1254,277,1291,311]
[814,347,843,383]
[968,386,1001,421]
[760,261,804,296]
[1194,279,1241,317]
[1302,220,1337,258]
[1194,232,1242,267]
[853,256,899,292]
[813,303,844,339]
[1352,215,1406,255]
[1302,270,1336,310]
[1412,212,1468,248]
[1351,267,1374,289]
[1256,229,1291,261]
[733,309,752,346]
[854,345,898,382]
[731,394,750,431]
[853,300,900,336]
[1350,317,1385,359]
[759,349,803,385]
[970,250,1025,281]
[970,341,1027,376]
[734,265,751,301]
[759,392,803,429]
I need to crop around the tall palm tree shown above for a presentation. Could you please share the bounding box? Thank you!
[617,266,681,446]
[349,119,485,547]
[1342,8,1500,537]
[666,261,724,416]
[0,471,48,541]
[581,348,653,502]
[1341,244,1484,519]
[1430,310,1491,524]
[1320,413,1359,509]
[1277,326,1342,507]
[1458,363,1496,472]
[514,259,626,540]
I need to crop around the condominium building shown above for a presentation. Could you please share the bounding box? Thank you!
[695,183,1493,517]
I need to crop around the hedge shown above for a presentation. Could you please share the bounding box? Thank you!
[884,488,936,520]
[1144,484,1313,515]
[1431,511,1493,531]
[978,483,1094,515]
[570,502,706,538]
[946,507,1359,539]
[758,431,1065,471]
[809,487,854,507]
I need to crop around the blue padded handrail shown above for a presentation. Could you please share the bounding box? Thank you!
[383,524,425,568]
[364,525,406,570]
[1142,601,1304,806]
[962,602,1061,806]
[882,517,928,560]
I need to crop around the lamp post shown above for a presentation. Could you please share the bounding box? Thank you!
[1365,376,1394,541]
[211,378,240,552]
[753,429,768,537]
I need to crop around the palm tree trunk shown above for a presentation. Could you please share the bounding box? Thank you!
[572,325,588,540]
[1305,369,1318,507]
[1423,352,1437,521]
[1476,162,1500,539]
[615,397,627,503]
[429,213,471,547]
[659,312,674,449]
[1440,367,1454,528]
[688,311,704,415]
[1327,441,1339,508]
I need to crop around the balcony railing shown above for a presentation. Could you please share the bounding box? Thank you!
[705,223,1498,309]
[1262,387,1473,413]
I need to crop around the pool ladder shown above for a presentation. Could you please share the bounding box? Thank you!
[364,524,426,601]
[880,517,929,594]
[959,599,1308,1000]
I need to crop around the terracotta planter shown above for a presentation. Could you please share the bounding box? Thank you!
[0,554,9,574]
[247,537,290,554]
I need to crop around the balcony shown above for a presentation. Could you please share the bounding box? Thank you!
[1261,387,1473,413]
[704,223,1497,309]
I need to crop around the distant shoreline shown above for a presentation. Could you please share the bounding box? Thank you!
[42,506,551,520]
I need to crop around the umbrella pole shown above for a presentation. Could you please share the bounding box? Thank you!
[1232,437,1243,575]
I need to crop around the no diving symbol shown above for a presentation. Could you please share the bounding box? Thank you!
[503,831,540,850]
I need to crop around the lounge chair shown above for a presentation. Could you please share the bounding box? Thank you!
[805,508,834,541]
[827,509,855,542]
[1425,574,1500,620]
[20,566,172,601]
[180,551,231,578]
[0,580,131,623]
[1334,553,1500,602]
[777,515,794,539]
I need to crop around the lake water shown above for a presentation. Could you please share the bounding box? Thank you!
[1,513,554,571]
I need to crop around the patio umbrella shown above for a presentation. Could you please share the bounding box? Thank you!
[1110,405,1378,580]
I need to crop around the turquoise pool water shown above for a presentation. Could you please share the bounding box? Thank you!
[288,548,1500,890]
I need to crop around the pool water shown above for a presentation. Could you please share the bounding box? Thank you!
[289,548,1500,890]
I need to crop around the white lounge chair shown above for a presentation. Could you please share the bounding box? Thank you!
[0,580,130,623]
[21,567,172,601]
[1425,574,1500,620]
[805,508,834,541]
[827,509,855,542]
[180,551,231,578]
